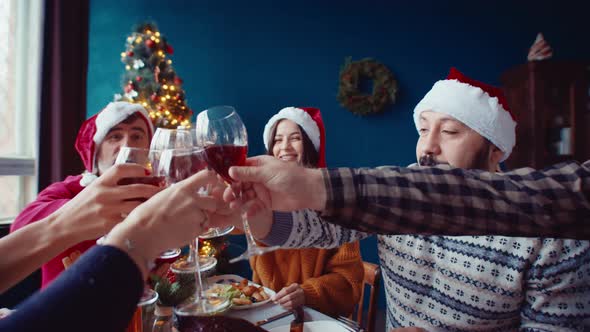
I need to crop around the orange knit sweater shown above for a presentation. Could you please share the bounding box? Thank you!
[250,241,363,317]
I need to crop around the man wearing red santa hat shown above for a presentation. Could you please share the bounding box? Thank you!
[10,101,160,288]
[237,68,590,331]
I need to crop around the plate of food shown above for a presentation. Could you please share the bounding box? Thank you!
[206,274,275,310]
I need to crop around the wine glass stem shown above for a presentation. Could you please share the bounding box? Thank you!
[187,240,196,264]
[241,214,259,250]
[235,185,259,250]
[193,238,206,306]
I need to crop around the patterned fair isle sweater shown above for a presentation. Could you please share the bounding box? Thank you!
[264,210,590,331]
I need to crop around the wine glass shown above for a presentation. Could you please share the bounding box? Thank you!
[97,147,163,245]
[150,126,194,151]
[114,147,162,183]
[116,146,183,261]
[195,105,280,263]
[150,125,235,238]
[158,147,230,316]
[157,147,218,274]
[149,127,195,258]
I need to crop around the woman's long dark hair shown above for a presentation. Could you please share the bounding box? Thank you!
[266,120,319,168]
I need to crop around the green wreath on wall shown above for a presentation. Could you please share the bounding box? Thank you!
[337,57,398,116]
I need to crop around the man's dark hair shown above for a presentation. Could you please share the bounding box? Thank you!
[120,112,143,125]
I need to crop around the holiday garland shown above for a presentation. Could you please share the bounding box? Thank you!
[337,57,398,116]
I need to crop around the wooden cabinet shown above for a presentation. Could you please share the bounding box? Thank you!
[500,61,590,169]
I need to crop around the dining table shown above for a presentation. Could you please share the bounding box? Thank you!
[226,301,341,330]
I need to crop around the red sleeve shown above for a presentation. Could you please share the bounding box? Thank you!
[10,175,84,233]
[9,175,94,288]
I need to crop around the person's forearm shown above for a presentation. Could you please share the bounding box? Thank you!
[304,168,327,211]
[0,213,81,293]
[320,162,590,239]
[103,221,155,279]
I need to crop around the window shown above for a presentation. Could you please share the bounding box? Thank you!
[0,0,43,223]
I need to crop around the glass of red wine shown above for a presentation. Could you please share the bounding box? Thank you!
[114,147,163,184]
[158,147,229,316]
[97,147,163,245]
[195,105,280,264]
[116,146,184,262]
[151,126,235,240]
[157,147,218,274]
[149,126,196,259]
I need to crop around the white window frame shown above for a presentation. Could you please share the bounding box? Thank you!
[0,0,44,224]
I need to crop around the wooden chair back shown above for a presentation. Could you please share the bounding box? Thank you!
[349,261,381,332]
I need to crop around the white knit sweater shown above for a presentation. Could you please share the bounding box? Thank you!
[264,209,590,331]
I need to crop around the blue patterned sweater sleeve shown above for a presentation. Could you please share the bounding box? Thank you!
[262,209,371,249]
[261,211,295,247]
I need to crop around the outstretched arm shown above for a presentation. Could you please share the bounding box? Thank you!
[227,157,590,240]
[320,162,590,239]
[0,245,144,332]
[0,164,162,292]
[0,170,220,332]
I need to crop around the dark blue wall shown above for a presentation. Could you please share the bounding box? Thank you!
[88,0,589,309]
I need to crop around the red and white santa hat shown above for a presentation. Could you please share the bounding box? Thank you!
[413,67,517,162]
[263,107,326,167]
[75,101,154,186]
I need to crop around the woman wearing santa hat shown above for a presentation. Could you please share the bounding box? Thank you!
[246,107,364,317]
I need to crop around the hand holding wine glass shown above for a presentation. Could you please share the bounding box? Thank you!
[149,128,196,260]
[152,125,235,239]
[157,147,217,273]
[96,147,163,245]
[195,105,280,264]
[158,147,230,316]
[114,147,164,189]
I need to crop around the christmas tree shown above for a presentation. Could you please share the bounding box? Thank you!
[116,22,192,128]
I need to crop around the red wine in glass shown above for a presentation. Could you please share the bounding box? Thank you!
[204,145,247,183]
[117,176,165,186]
[158,148,209,183]
[97,147,161,244]
[195,106,278,263]
[158,147,221,280]
[116,176,165,202]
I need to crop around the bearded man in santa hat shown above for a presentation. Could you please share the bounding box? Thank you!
[10,101,160,288]
[244,68,590,331]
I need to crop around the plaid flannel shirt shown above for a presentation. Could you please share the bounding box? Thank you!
[320,160,590,240]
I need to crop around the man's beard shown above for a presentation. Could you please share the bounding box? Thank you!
[418,145,492,170]
[418,154,447,167]
[466,146,493,170]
